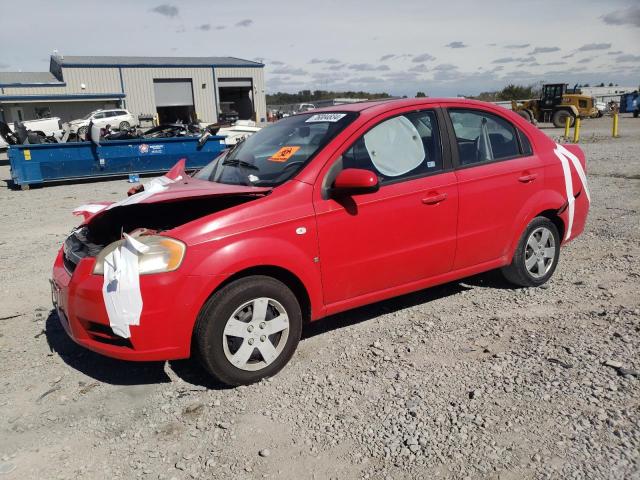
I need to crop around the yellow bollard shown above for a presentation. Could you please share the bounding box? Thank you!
[572,117,581,143]
[612,113,619,138]
[564,115,571,139]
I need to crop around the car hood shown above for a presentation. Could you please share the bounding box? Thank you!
[75,177,273,246]
[132,177,271,203]
[82,177,271,222]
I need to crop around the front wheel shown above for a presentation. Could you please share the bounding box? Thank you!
[552,110,575,128]
[502,217,560,287]
[194,275,302,386]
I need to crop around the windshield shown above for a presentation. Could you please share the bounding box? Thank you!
[195,112,357,187]
[82,110,100,120]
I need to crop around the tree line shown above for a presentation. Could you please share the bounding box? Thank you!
[266,90,391,105]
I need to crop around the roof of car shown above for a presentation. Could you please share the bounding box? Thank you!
[309,97,494,114]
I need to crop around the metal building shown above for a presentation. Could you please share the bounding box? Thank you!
[0,54,266,125]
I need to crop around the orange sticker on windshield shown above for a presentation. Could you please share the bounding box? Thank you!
[269,146,300,162]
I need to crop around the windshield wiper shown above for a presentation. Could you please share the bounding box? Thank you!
[221,158,260,171]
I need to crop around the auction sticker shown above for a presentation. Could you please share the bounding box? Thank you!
[138,143,149,154]
[270,146,300,162]
[305,113,346,123]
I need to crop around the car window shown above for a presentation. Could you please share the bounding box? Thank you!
[195,112,357,187]
[116,111,127,116]
[518,129,533,156]
[449,109,520,165]
[93,112,105,119]
[342,110,442,183]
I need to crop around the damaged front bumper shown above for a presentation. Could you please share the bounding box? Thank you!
[51,247,221,361]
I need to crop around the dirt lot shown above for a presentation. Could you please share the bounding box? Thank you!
[0,115,638,479]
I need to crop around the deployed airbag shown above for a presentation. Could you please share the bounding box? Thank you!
[364,116,425,177]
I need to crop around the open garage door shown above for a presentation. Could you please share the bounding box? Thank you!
[218,78,254,121]
[154,79,195,124]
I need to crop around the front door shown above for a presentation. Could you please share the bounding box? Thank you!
[314,108,458,306]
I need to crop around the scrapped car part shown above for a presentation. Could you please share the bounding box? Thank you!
[51,98,590,386]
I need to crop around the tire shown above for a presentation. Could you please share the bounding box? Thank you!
[516,110,532,123]
[77,126,88,137]
[501,217,561,287]
[634,110,639,118]
[194,275,302,386]
[552,110,574,128]
[119,121,130,131]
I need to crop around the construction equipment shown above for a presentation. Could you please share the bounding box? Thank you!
[511,83,598,128]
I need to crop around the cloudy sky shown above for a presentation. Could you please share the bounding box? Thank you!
[1,0,639,96]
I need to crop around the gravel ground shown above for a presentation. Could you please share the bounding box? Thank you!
[0,115,638,480]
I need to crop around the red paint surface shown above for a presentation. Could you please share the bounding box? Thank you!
[52,98,589,361]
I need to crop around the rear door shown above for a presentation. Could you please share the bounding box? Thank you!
[313,107,459,305]
[443,106,544,269]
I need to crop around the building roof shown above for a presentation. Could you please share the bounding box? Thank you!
[53,55,263,68]
[0,71,63,86]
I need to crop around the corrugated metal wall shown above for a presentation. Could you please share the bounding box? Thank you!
[121,67,216,122]
[2,64,266,125]
[2,68,120,95]
[215,67,266,122]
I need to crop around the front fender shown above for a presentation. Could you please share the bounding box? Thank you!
[188,236,325,320]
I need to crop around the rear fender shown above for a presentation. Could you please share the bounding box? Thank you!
[504,189,568,263]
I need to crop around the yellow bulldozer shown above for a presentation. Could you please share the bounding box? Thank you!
[511,83,598,128]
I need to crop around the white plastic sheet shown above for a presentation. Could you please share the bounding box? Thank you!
[102,233,150,338]
[364,116,425,177]
[554,143,590,241]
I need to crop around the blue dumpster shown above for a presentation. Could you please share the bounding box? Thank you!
[8,136,226,189]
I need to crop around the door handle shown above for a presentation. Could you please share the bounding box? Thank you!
[518,173,538,183]
[421,193,448,205]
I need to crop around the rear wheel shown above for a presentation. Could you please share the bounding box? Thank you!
[119,121,130,131]
[77,126,88,137]
[552,110,575,128]
[195,275,302,386]
[502,217,560,287]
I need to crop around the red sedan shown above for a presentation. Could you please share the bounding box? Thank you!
[52,98,590,385]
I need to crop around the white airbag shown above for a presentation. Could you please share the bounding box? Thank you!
[364,116,425,177]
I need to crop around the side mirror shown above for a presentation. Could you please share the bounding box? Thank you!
[332,168,379,196]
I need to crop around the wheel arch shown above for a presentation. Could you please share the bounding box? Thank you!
[504,191,568,263]
[209,265,312,325]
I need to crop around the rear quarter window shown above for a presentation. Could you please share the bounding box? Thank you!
[518,129,533,156]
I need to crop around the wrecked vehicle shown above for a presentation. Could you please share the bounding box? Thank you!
[52,98,590,386]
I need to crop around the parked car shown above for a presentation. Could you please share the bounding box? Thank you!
[67,109,138,136]
[0,117,63,148]
[297,103,316,112]
[51,98,590,386]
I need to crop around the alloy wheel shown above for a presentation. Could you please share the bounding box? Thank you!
[524,226,556,278]
[222,297,290,371]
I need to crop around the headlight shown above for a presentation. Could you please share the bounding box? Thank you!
[93,236,186,275]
